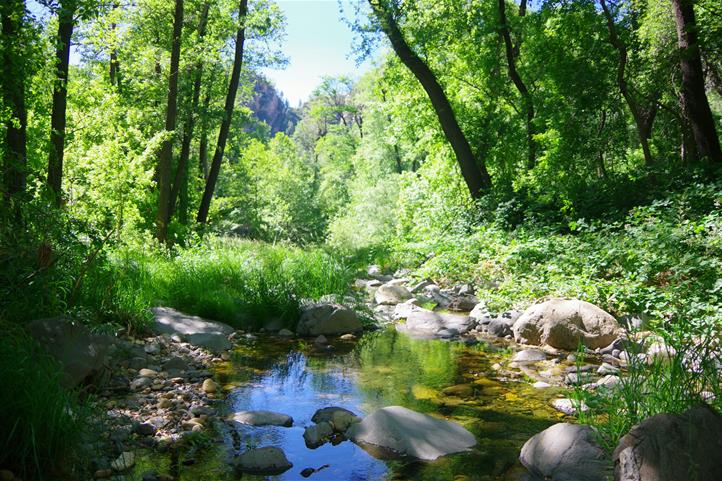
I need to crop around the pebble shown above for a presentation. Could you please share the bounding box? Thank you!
[134,422,157,436]
[532,381,551,389]
[551,398,589,416]
[340,333,356,340]
[202,378,219,394]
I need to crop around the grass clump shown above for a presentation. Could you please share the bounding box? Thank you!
[0,321,89,480]
[79,237,357,332]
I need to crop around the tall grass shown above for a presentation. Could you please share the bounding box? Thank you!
[79,237,357,332]
[0,322,89,479]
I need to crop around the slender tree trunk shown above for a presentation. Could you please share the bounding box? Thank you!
[368,0,491,198]
[155,0,184,242]
[498,0,536,170]
[198,76,212,180]
[197,0,248,224]
[169,2,209,223]
[1,0,27,201]
[109,3,120,90]
[670,0,722,164]
[600,0,658,167]
[47,0,76,204]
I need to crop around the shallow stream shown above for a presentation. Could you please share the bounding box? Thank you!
[135,328,568,480]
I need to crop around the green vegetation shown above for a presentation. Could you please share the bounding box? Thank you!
[2,0,722,477]
[0,322,90,480]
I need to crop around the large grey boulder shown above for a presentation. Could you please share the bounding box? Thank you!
[234,447,292,475]
[375,284,412,305]
[613,404,722,481]
[395,308,444,337]
[296,303,362,336]
[519,423,611,481]
[152,307,234,336]
[185,332,232,354]
[512,299,622,350]
[230,410,293,427]
[303,421,334,448]
[347,405,476,460]
[27,317,114,388]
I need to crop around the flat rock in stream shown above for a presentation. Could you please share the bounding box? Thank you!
[297,303,362,336]
[230,410,293,427]
[347,405,476,460]
[153,307,234,336]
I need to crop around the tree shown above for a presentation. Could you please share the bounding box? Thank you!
[498,0,537,170]
[155,0,184,242]
[197,0,248,224]
[168,1,210,224]
[670,0,722,164]
[600,0,658,167]
[46,0,79,204]
[367,0,491,198]
[1,0,28,202]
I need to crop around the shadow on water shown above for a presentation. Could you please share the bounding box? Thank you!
[140,329,565,480]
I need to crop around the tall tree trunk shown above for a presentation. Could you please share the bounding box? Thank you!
[169,2,209,223]
[155,0,184,242]
[197,0,248,224]
[600,0,659,167]
[47,0,76,204]
[670,0,722,164]
[498,0,536,170]
[109,2,120,90]
[1,0,27,201]
[368,0,491,198]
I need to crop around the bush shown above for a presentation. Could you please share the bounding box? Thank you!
[0,322,89,480]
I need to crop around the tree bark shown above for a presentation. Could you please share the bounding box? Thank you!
[670,0,722,164]
[600,0,658,167]
[47,0,76,204]
[109,3,120,90]
[368,0,491,198]
[155,0,184,242]
[197,0,248,224]
[498,0,536,170]
[169,2,209,223]
[1,0,27,201]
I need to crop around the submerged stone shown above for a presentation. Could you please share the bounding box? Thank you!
[230,410,293,427]
[234,447,293,475]
[347,405,476,460]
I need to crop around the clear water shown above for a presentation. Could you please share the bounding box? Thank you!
[135,328,565,480]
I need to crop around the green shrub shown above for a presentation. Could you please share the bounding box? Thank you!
[0,322,90,480]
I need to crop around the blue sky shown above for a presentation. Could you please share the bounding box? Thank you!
[262,0,374,106]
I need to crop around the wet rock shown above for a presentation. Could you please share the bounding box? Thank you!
[396,308,443,337]
[613,404,722,481]
[311,407,360,432]
[94,469,112,479]
[375,284,412,305]
[230,410,293,427]
[144,343,161,355]
[234,447,293,475]
[347,405,476,460]
[314,335,328,346]
[512,299,622,350]
[512,349,547,363]
[520,423,611,481]
[297,303,362,336]
[27,316,114,388]
[300,468,315,478]
[304,421,334,448]
[278,329,294,337]
[162,356,188,372]
[111,452,135,472]
[486,319,513,337]
[139,368,158,378]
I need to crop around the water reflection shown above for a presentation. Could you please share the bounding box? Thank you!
[220,329,560,480]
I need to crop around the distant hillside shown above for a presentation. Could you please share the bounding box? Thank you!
[247,76,299,135]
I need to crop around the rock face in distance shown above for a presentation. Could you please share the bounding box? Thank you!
[230,410,293,427]
[296,303,362,336]
[27,317,114,388]
[519,423,611,481]
[512,299,621,350]
[613,404,722,481]
[346,405,476,460]
[234,447,292,475]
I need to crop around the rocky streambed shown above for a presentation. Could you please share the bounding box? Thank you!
[20,266,722,481]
